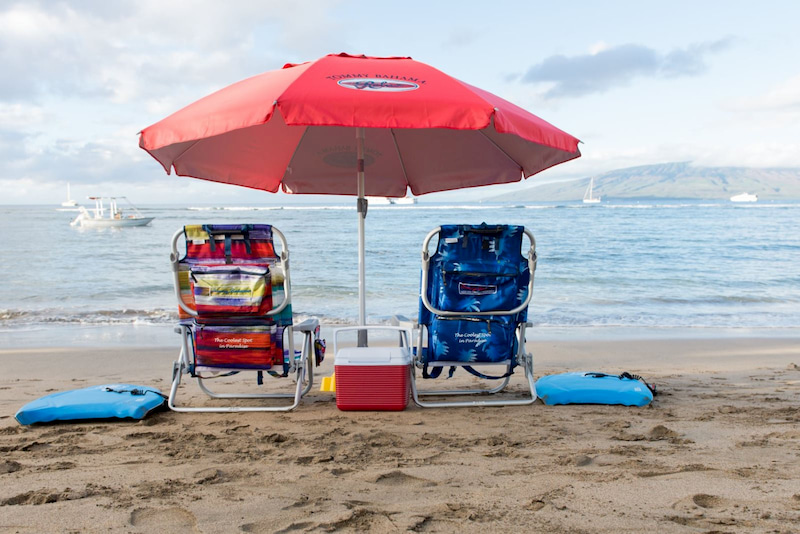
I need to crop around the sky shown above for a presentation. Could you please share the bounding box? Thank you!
[2,0,799,205]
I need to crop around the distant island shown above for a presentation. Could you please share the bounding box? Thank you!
[493,162,800,201]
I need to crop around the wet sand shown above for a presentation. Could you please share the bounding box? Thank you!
[1,336,799,533]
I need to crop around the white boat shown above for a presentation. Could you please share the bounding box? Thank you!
[366,196,393,205]
[70,197,154,227]
[730,192,758,203]
[61,183,78,207]
[582,177,601,204]
[366,196,417,205]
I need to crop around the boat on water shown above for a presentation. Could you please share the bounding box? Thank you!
[70,197,154,228]
[730,192,758,203]
[61,183,78,207]
[582,177,601,204]
[366,196,417,205]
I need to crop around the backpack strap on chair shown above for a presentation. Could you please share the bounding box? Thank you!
[422,364,453,379]
[201,224,242,264]
[201,224,217,252]
[462,365,514,380]
[239,224,252,255]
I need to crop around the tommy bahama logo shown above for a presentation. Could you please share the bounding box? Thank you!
[336,78,420,92]
[458,282,497,296]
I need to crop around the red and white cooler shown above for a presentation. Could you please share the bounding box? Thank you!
[333,327,412,411]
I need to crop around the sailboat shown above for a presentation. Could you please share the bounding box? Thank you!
[582,177,601,204]
[61,183,78,207]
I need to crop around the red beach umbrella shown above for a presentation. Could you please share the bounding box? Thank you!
[139,53,581,329]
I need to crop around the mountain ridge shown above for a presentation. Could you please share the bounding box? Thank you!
[494,162,800,201]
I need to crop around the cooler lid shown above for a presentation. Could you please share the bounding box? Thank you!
[335,346,411,366]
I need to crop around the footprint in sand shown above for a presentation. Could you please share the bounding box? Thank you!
[0,460,21,474]
[557,454,593,467]
[242,520,314,533]
[692,493,723,508]
[129,507,197,531]
[525,499,546,512]
[321,508,396,531]
[672,493,725,512]
[373,470,437,487]
[648,425,679,440]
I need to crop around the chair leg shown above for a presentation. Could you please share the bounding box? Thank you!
[169,363,305,413]
[299,329,314,397]
[167,360,185,411]
[411,320,538,408]
[167,329,314,413]
[411,355,537,408]
[411,370,536,408]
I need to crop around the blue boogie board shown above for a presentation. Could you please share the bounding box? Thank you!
[536,372,655,406]
[15,384,167,425]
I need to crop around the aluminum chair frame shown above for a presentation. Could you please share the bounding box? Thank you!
[167,225,316,412]
[410,225,539,408]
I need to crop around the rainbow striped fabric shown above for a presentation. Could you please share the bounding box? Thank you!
[176,224,292,371]
[191,265,271,316]
[194,324,283,369]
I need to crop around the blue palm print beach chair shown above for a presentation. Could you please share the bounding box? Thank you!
[168,224,324,412]
[411,223,538,407]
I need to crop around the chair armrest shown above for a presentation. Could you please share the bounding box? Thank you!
[391,315,417,329]
[294,318,320,333]
[391,315,418,348]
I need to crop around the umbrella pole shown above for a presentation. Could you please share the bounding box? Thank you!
[356,127,368,347]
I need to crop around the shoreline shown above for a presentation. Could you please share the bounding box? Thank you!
[2,336,798,379]
[2,322,799,350]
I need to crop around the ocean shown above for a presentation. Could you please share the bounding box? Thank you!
[1,200,798,347]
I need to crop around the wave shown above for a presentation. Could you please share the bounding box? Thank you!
[4,304,798,331]
[644,295,796,305]
[0,308,176,326]
[186,204,539,212]
[188,205,355,211]
[188,206,285,211]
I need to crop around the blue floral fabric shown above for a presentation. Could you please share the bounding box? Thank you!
[420,224,530,364]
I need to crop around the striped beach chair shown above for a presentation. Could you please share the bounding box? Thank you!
[168,224,324,412]
[409,223,538,407]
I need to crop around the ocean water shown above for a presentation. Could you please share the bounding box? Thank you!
[1,200,798,346]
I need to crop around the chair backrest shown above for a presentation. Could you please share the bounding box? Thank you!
[171,224,292,370]
[174,224,291,323]
[419,224,532,365]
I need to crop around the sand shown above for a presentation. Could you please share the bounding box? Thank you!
[1,335,799,533]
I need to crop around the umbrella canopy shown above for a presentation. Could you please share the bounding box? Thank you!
[140,53,580,196]
[139,53,581,329]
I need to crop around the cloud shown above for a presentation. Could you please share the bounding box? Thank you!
[519,38,735,99]
[0,128,145,185]
[0,1,343,104]
[727,74,800,112]
[0,0,349,203]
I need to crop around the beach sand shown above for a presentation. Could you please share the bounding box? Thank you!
[1,336,799,533]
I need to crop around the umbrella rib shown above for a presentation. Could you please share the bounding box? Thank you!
[389,128,411,193]
[170,139,205,171]
[477,125,524,176]
[281,126,312,189]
